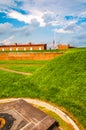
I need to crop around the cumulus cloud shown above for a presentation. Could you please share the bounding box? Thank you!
[72,32,86,47]
[7,10,46,27]
[0,0,16,10]
[54,28,73,34]
[0,23,13,36]
[1,0,86,28]
[0,22,37,44]
[0,35,14,45]
[13,25,35,37]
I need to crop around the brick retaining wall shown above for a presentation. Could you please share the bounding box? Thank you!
[0,52,63,60]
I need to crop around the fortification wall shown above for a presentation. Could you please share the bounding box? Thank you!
[0,52,63,60]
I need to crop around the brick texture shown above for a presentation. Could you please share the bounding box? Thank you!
[0,52,63,60]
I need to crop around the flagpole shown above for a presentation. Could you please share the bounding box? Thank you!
[52,31,56,49]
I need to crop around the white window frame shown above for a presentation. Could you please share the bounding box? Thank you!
[9,48,12,51]
[39,47,41,50]
[30,47,33,50]
[24,47,26,51]
[16,48,18,51]
[2,48,4,51]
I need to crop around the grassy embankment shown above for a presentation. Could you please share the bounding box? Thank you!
[31,48,86,129]
[0,48,86,129]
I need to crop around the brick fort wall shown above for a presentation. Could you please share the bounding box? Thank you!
[0,52,63,60]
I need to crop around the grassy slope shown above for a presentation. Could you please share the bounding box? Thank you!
[31,49,86,129]
[0,60,47,98]
[0,70,39,98]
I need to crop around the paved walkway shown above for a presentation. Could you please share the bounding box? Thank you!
[0,98,80,130]
[0,67,32,76]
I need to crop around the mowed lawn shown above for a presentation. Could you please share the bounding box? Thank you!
[0,60,48,73]
[0,59,49,98]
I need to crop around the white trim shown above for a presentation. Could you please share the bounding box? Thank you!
[2,48,4,51]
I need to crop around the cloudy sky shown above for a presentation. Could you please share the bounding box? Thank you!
[0,0,86,47]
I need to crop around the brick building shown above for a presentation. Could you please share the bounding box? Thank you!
[0,43,47,51]
[58,44,75,50]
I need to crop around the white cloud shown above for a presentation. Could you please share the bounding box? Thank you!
[0,23,13,35]
[0,35,14,45]
[7,10,46,27]
[0,0,16,10]
[0,0,14,5]
[1,0,86,28]
[54,28,73,34]
[0,22,38,44]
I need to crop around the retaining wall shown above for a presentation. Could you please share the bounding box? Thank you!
[0,52,63,60]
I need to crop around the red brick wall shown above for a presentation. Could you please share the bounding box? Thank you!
[0,44,47,51]
[0,52,63,60]
[58,44,69,50]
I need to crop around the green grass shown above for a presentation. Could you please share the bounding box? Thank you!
[1,64,43,73]
[66,47,86,53]
[0,48,86,129]
[12,65,40,73]
[31,49,86,129]
[0,70,39,98]
[0,60,48,64]
[0,60,48,73]
[0,49,62,52]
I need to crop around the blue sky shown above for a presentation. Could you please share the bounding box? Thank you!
[0,0,86,48]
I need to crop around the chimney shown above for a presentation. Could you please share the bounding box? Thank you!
[14,43,17,46]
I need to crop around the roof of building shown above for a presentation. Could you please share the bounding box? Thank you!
[0,43,47,47]
[0,99,59,130]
